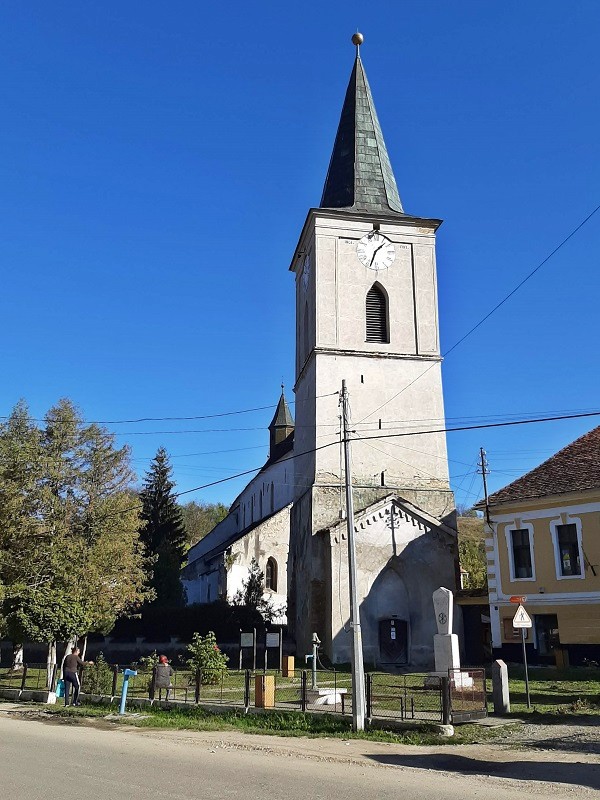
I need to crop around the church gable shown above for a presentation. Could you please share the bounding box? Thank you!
[328,495,456,553]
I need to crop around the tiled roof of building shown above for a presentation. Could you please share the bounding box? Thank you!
[320,54,404,215]
[487,425,600,506]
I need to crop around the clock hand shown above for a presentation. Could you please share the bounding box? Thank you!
[369,243,386,267]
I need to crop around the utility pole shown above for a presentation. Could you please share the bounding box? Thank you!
[478,447,490,525]
[341,379,366,731]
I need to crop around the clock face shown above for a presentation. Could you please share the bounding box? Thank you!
[301,253,310,290]
[356,232,396,270]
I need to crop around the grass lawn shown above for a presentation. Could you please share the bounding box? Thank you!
[42,702,515,746]
[505,666,600,714]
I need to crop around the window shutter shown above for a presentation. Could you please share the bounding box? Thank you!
[366,284,388,343]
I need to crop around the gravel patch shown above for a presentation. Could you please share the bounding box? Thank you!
[491,717,600,755]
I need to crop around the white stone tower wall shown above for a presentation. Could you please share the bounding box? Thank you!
[293,212,452,519]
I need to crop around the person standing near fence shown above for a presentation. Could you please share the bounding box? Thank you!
[154,655,174,701]
[63,646,93,706]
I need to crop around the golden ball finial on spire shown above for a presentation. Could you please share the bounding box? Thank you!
[351,32,364,47]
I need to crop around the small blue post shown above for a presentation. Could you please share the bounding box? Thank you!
[119,669,137,715]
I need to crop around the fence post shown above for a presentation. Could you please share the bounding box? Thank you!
[244,669,250,711]
[20,664,28,692]
[149,667,156,700]
[365,673,372,721]
[111,665,118,698]
[301,670,307,712]
[441,676,451,725]
[482,669,489,712]
[195,672,201,704]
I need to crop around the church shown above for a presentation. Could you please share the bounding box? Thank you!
[182,36,458,669]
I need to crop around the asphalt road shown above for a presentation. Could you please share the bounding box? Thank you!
[0,714,596,800]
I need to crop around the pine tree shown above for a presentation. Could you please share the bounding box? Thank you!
[139,447,187,606]
[242,558,265,609]
[232,558,277,621]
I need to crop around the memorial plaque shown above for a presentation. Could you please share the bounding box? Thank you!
[240,632,254,648]
[266,632,280,648]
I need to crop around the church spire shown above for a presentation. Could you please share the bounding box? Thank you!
[320,34,404,215]
[268,386,294,452]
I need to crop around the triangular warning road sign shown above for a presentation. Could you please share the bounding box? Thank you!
[512,604,532,628]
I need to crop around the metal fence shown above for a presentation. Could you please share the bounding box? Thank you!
[0,664,55,692]
[448,668,487,722]
[367,672,445,722]
[0,663,486,724]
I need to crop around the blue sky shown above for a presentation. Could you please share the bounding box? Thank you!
[1,2,599,509]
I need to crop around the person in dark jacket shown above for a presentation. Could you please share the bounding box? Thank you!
[154,655,174,700]
[62,647,93,707]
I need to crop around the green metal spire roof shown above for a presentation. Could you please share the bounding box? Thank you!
[320,54,404,214]
[269,389,294,431]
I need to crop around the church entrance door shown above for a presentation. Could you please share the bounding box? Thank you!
[378,618,408,664]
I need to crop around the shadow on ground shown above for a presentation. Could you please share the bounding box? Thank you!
[522,733,600,756]
[365,753,600,791]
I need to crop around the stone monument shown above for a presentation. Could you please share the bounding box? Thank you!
[432,586,460,674]
[491,659,510,714]
[431,586,472,688]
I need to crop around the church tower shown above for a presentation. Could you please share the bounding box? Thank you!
[288,36,457,662]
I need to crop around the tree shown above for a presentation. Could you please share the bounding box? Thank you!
[232,558,278,621]
[139,447,187,606]
[180,500,228,549]
[456,503,479,518]
[457,515,487,589]
[0,400,44,664]
[0,399,152,668]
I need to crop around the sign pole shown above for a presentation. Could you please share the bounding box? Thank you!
[265,633,269,673]
[521,627,531,709]
[279,626,283,672]
[513,602,532,710]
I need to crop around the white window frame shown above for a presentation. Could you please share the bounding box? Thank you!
[504,522,536,582]
[550,516,585,581]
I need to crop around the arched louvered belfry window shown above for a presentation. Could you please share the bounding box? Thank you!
[366,283,389,343]
[265,557,278,592]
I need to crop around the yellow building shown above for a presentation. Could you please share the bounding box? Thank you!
[484,426,600,664]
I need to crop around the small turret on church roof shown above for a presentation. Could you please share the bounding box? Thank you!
[268,387,294,455]
[320,33,404,215]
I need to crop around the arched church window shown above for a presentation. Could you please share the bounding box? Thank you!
[265,557,278,592]
[365,283,389,343]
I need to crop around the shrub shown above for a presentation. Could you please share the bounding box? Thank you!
[138,650,160,671]
[186,631,229,685]
[81,652,114,696]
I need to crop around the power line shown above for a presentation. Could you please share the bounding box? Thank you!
[351,410,600,446]
[0,392,340,426]
[354,406,600,429]
[99,407,600,520]
[356,201,600,424]
[130,444,268,461]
